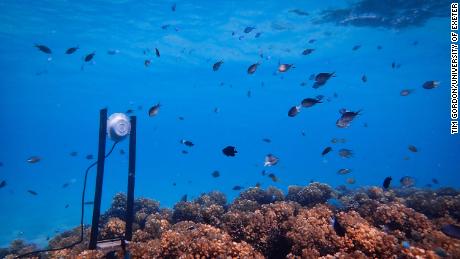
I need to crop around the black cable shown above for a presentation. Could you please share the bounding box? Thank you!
[15,141,119,259]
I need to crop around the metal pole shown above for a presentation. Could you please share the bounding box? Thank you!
[89,108,108,249]
[125,116,136,241]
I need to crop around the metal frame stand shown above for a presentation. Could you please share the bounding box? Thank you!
[88,109,137,250]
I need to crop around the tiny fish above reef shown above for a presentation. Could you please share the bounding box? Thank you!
[27,190,38,196]
[441,224,460,239]
[400,176,415,187]
[171,3,176,11]
[262,138,271,143]
[352,45,361,51]
[69,151,78,157]
[346,178,356,184]
[144,59,151,67]
[180,194,187,202]
[338,148,353,158]
[65,46,79,54]
[84,52,95,62]
[400,89,414,96]
[361,74,367,83]
[313,72,335,89]
[62,183,70,188]
[247,63,259,74]
[322,147,332,156]
[148,103,161,117]
[35,44,52,54]
[288,105,301,117]
[86,154,93,160]
[155,48,160,57]
[0,180,6,189]
[222,146,237,157]
[408,145,418,152]
[213,60,224,71]
[211,170,220,178]
[422,80,440,89]
[180,139,194,147]
[289,9,309,16]
[232,185,243,191]
[27,156,41,163]
[383,176,392,189]
[331,138,346,144]
[301,96,323,108]
[337,168,352,175]
[278,64,294,72]
[331,216,346,236]
[268,173,279,182]
[244,26,255,33]
[264,154,279,167]
[308,39,316,43]
[255,32,262,38]
[302,48,314,55]
[65,204,69,209]
[336,109,361,128]
[107,49,119,55]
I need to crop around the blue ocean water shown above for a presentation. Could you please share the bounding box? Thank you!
[0,0,458,248]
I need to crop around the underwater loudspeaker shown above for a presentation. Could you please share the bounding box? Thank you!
[107,113,131,142]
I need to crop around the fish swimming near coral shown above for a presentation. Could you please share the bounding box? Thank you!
[84,52,95,62]
[313,72,335,88]
[232,185,243,190]
[322,147,332,156]
[400,176,415,187]
[408,145,418,153]
[65,46,78,54]
[278,64,294,73]
[302,48,314,55]
[180,139,194,147]
[86,154,94,160]
[441,224,460,239]
[268,173,279,182]
[422,80,439,89]
[336,109,361,128]
[400,89,414,96]
[155,48,160,57]
[332,216,346,236]
[211,171,220,178]
[288,105,301,117]
[383,176,392,189]
[0,180,6,189]
[301,96,323,108]
[337,168,352,175]
[247,63,259,74]
[244,26,255,33]
[338,149,353,158]
[264,154,279,167]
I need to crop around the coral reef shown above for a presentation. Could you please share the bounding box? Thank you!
[3,183,460,258]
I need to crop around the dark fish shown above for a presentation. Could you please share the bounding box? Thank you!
[383,176,392,189]
[261,170,266,176]
[247,63,259,74]
[346,178,356,184]
[180,194,187,202]
[278,64,294,72]
[0,162,3,167]
[107,49,119,55]
[119,149,125,155]
[84,201,94,205]
[321,147,332,156]
[86,154,93,160]
[400,176,415,187]
[255,182,261,188]
[422,81,440,89]
[377,45,383,50]
[441,224,460,239]
[181,150,189,154]
[27,156,41,163]
[361,74,367,83]
[255,32,262,38]
[289,9,309,16]
[338,149,353,158]
[84,52,95,62]
[62,183,70,188]
[213,60,224,71]
[144,59,151,67]
[126,109,134,114]
[302,49,314,55]
[400,89,414,96]
[413,40,418,46]
[148,103,161,117]
[65,204,69,208]
[173,182,177,186]
[0,180,6,188]
[432,178,439,184]
[35,44,52,54]
[408,145,418,153]
[244,26,255,33]
[264,154,279,167]
[27,190,38,196]
[69,151,78,157]
[232,185,243,190]
[181,139,194,147]
[308,39,316,43]
[247,90,251,98]
[161,24,170,30]
[301,96,323,108]
[171,3,176,11]
[155,48,160,57]
[336,109,361,128]
[262,138,271,143]
[211,170,220,178]
[178,116,184,121]
[332,216,346,236]
[222,146,237,157]
[313,72,335,88]
[392,62,396,69]
[352,45,361,51]
[288,105,301,117]
[65,46,79,54]
[337,168,352,175]
[268,173,279,182]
